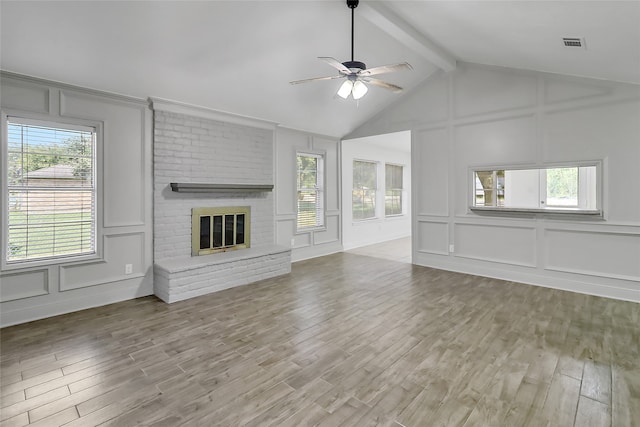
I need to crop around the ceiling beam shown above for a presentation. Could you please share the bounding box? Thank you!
[359,1,456,72]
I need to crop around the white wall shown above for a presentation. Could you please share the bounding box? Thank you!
[0,73,153,326]
[341,131,412,250]
[275,127,342,262]
[348,63,640,302]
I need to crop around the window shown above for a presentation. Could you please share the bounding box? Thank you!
[471,163,600,214]
[353,160,377,220]
[5,118,97,263]
[385,164,403,216]
[296,153,324,229]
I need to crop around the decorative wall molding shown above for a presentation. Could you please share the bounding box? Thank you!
[414,253,640,303]
[150,97,277,130]
[0,269,49,302]
[1,72,153,327]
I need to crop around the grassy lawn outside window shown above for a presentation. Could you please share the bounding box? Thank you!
[6,118,96,263]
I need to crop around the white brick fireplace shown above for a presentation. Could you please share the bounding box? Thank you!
[151,99,291,303]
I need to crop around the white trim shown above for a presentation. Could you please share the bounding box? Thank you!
[2,113,102,270]
[296,150,326,232]
[0,277,153,327]
[149,97,277,130]
[413,255,640,303]
[469,161,602,215]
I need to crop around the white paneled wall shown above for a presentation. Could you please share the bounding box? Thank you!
[0,73,153,326]
[348,63,640,302]
[274,128,342,262]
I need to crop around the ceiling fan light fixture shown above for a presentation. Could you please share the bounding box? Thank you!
[337,80,354,99]
[290,0,410,99]
[352,80,368,99]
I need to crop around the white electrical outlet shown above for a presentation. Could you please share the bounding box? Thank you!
[291,238,295,247]
[449,244,455,253]
[125,264,133,275]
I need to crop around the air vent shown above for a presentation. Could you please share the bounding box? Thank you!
[563,37,585,48]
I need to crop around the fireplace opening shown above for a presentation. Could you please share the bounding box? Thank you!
[192,207,250,256]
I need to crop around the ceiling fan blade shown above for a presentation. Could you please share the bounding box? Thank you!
[363,78,404,93]
[289,75,345,85]
[359,62,413,77]
[318,57,352,74]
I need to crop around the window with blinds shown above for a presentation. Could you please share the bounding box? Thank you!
[6,118,96,263]
[353,160,377,220]
[296,153,324,230]
[385,164,403,216]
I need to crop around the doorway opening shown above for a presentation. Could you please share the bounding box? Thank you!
[341,130,412,263]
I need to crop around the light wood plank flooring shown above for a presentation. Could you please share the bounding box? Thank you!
[1,253,638,426]
[346,237,412,264]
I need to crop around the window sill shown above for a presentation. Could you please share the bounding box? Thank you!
[385,213,405,218]
[352,217,379,223]
[2,252,102,272]
[296,226,326,234]
[470,206,602,216]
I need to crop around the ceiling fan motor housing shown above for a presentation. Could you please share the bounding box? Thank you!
[343,60,366,72]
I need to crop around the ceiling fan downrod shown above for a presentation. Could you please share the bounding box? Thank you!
[344,0,365,71]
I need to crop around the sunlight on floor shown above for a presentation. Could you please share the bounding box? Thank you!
[346,236,411,263]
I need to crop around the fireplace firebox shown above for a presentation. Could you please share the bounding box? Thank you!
[192,207,250,256]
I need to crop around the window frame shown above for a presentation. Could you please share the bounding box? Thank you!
[352,159,378,221]
[469,161,603,216]
[1,112,103,271]
[385,163,404,217]
[295,151,325,232]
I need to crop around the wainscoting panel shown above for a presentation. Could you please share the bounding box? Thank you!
[276,218,295,249]
[0,269,48,302]
[274,129,299,217]
[60,233,145,291]
[314,214,340,245]
[414,127,449,217]
[293,232,311,249]
[0,77,50,113]
[416,220,449,256]
[545,229,640,281]
[312,137,341,213]
[60,90,148,228]
[454,222,537,267]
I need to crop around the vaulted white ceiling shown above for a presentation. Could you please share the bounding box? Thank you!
[1,1,639,138]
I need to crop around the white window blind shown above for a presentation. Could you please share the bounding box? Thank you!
[353,160,377,220]
[296,153,324,229]
[385,164,403,216]
[6,119,96,263]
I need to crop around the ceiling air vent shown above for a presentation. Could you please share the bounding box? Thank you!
[563,37,585,48]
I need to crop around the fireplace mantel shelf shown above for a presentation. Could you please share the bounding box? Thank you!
[170,183,274,193]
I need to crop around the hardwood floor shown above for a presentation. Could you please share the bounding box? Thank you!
[347,237,412,264]
[1,253,638,426]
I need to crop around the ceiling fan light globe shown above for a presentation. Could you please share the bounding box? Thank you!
[352,81,368,99]
[337,80,353,99]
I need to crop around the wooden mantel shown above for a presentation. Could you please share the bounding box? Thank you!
[169,183,274,193]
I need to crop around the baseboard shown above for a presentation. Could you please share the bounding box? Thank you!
[413,255,640,303]
[0,279,154,327]
[342,233,411,251]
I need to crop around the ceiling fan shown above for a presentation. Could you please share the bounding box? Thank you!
[290,0,412,100]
